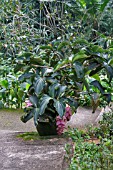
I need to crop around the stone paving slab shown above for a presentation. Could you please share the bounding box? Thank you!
[66,106,101,128]
[0,131,70,170]
[0,109,36,132]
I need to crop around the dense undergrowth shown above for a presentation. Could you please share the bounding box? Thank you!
[66,110,113,170]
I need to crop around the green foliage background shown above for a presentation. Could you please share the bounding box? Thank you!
[0,0,113,108]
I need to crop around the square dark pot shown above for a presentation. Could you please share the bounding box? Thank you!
[36,121,57,136]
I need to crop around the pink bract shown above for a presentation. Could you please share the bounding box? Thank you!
[56,106,72,135]
[65,106,72,121]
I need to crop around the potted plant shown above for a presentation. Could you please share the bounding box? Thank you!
[15,38,113,136]
[20,66,76,136]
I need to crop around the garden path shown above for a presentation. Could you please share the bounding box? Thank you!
[0,107,101,132]
[0,107,103,170]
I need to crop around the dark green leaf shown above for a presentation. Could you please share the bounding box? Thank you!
[73,62,84,79]
[83,79,90,92]
[30,57,44,66]
[90,80,105,94]
[103,93,111,104]
[14,64,25,73]
[39,95,52,115]
[40,45,53,50]
[28,85,34,95]
[51,72,61,78]
[18,52,33,58]
[49,83,60,98]
[67,97,78,111]
[109,58,113,65]
[73,38,88,46]
[35,76,44,95]
[0,101,4,108]
[103,63,113,82]
[57,85,67,98]
[19,73,34,81]
[21,111,33,123]
[0,53,4,56]
[87,62,99,71]
[34,108,40,126]
[89,66,103,76]
[53,99,65,117]
[29,95,38,107]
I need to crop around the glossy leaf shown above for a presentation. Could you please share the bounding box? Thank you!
[35,76,44,95]
[39,95,52,115]
[53,99,65,118]
[29,95,38,107]
[57,85,67,98]
[46,77,57,84]
[49,83,60,98]
[73,38,88,45]
[73,62,84,79]
[109,58,113,65]
[87,62,99,71]
[0,88,6,93]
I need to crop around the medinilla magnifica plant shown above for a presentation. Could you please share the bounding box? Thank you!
[15,36,113,134]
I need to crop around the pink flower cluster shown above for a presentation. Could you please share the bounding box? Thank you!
[65,106,72,121]
[56,106,72,135]
[25,100,33,107]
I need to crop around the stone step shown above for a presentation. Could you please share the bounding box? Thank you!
[0,131,70,170]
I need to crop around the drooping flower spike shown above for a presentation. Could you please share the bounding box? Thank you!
[56,106,72,135]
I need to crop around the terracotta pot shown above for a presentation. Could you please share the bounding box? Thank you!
[36,121,57,136]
